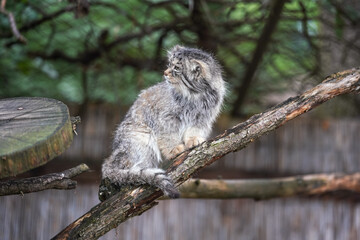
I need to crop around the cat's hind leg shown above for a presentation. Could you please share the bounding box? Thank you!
[102,130,180,198]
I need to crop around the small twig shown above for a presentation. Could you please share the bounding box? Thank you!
[7,12,26,43]
[0,164,90,196]
[0,1,27,43]
[71,116,81,135]
[1,0,6,10]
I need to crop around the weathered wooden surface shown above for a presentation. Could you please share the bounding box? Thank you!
[0,164,90,196]
[0,97,73,178]
[2,185,360,240]
[53,68,360,239]
[174,174,360,199]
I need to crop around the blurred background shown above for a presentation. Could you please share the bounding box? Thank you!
[1,0,360,239]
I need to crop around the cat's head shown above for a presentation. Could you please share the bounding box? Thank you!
[164,45,224,97]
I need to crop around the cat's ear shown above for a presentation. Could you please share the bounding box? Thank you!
[191,59,206,77]
[168,45,184,57]
[173,45,184,51]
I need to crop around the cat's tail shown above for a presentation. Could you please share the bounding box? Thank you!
[101,162,179,199]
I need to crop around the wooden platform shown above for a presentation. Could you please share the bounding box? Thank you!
[0,97,73,178]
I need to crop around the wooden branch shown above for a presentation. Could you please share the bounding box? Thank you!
[0,164,90,196]
[53,68,360,240]
[171,173,360,199]
[0,3,27,43]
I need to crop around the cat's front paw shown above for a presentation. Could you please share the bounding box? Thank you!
[161,182,180,199]
[162,144,186,159]
[168,144,185,158]
[185,136,205,149]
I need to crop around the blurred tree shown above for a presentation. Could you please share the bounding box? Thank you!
[0,0,359,116]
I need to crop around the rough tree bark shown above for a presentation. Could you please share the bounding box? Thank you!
[53,68,360,240]
[173,173,360,200]
[0,164,89,196]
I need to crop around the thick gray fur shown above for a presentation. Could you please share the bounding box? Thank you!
[101,45,226,198]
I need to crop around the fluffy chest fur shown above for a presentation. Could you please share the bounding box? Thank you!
[129,81,220,137]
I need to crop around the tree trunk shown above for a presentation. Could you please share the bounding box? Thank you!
[231,0,287,116]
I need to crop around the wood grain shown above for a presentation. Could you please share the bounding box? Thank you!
[0,97,73,178]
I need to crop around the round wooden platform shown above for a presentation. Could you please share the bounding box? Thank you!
[0,97,73,178]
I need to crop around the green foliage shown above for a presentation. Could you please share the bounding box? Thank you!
[335,10,345,39]
[0,0,357,115]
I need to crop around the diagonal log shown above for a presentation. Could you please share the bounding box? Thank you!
[52,68,360,240]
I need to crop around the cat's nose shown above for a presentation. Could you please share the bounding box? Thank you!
[164,68,171,76]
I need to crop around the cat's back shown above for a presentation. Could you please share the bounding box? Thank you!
[138,81,172,104]
[132,81,175,113]
[122,81,176,126]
